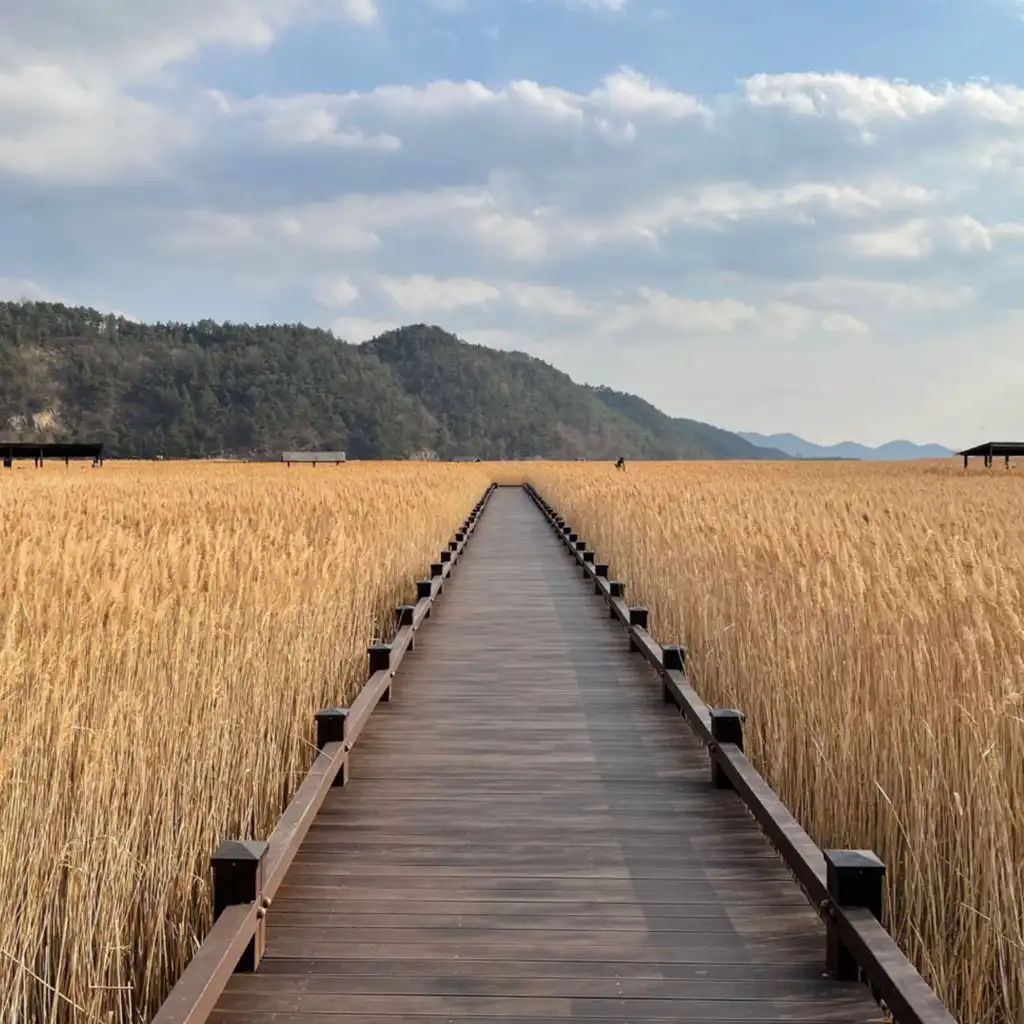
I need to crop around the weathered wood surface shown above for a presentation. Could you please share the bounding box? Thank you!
[210,487,883,1022]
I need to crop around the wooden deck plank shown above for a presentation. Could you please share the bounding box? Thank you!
[215,488,881,1022]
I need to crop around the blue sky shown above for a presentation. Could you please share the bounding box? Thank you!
[3,0,1024,446]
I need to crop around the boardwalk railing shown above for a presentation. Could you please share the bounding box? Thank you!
[151,484,496,1024]
[523,483,957,1024]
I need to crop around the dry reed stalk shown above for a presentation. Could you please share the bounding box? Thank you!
[0,460,489,1023]
[527,459,1024,1024]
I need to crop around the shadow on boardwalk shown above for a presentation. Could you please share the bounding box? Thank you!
[211,487,883,1023]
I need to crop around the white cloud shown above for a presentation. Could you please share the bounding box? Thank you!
[568,0,628,9]
[0,1,380,83]
[592,68,706,119]
[0,277,64,303]
[778,277,976,313]
[314,276,360,307]
[378,274,501,311]
[620,289,758,333]
[0,0,386,182]
[744,72,950,124]
[330,316,398,340]
[0,65,191,182]
[253,99,401,149]
[846,215,997,260]
[505,282,589,317]
[340,0,380,25]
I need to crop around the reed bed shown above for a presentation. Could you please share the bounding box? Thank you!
[0,460,489,1023]
[526,459,1024,1024]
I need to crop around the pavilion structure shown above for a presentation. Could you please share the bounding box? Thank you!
[1,442,104,468]
[957,441,1024,468]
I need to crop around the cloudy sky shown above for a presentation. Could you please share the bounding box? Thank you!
[3,0,1024,446]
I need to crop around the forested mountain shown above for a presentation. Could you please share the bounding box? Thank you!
[0,302,788,461]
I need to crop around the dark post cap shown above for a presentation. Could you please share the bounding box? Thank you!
[416,579,433,599]
[609,580,626,597]
[709,708,744,748]
[430,562,444,577]
[663,644,686,671]
[629,607,649,629]
[440,550,452,563]
[824,848,886,915]
[455,530,466,541]
[368,643,392,673]
[582,550,595,563]
[594,563,609,577]
[395,605,415,626]
[211,839,268,864]
[315,707,349,748]
[574,540,586,551]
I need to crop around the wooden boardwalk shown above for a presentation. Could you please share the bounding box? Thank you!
[211,487,883,1023]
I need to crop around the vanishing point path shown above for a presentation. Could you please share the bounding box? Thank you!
[210,487,883,1023]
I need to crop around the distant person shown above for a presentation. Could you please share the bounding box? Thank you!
[615,457,625,471]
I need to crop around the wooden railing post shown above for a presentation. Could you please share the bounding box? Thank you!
[628,607,648,650]
[417,579,433,617]
[663,644,685,670]
[709,709,743,789]
[315,708,350,786]
[824,850,886,981]
[369,643,392,701]
[368,643,392,673]
[396,605,415,648]
[211,840,269,973]
[662,645,685,703]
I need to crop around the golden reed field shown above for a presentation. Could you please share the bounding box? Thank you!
[0,460,491,1023]
[524,459,1024,1024]
[0,458,1020,1023]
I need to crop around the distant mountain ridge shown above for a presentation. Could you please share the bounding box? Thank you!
[739,432,953,461]
[0,301,789,461]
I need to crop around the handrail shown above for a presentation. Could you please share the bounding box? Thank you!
[151,905,260,1024]
[523,482,956,1024]
[151,483,496,1024]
